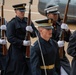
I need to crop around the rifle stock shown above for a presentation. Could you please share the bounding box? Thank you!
[25,0,33,58]
[1,0,7,55]
[59,0,70,58]
[59,30,65,58]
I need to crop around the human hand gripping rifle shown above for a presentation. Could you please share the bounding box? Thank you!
[25,0,33,58]
[0,0,7,55]
[59,0,70,58]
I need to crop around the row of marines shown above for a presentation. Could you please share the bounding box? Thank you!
[0,2,75,75]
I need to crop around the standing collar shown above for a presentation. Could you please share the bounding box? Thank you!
[39,36,51,43]
[15,16,27,22]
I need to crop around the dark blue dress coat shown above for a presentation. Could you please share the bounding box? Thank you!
[4,16,37,75]
[30,37,60,75]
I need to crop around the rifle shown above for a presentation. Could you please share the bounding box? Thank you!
[25,0,33,58]
[0,0,7,55]
[59,0,70,58]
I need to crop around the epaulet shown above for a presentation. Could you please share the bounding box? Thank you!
[51,39,56,43]
[50,39,58,46]
[32,40,41,50]
[8,17,15,23]
[32,40,38,47]
[24,17,28,21]
[11,17,16,21]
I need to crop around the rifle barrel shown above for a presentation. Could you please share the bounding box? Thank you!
[1,2,7,55]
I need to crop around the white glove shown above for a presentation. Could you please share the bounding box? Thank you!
[61,23,68,31]
[23,40,31,46]
[0,25,7,30]
[0,39,7,45]
[57,40,64,47]
[26,26,33,33]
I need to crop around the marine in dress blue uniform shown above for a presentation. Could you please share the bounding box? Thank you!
[3,3,38,75]
[30,19,60,75]
[44,5,71,75]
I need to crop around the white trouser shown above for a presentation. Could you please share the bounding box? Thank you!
[61,66,68,75]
